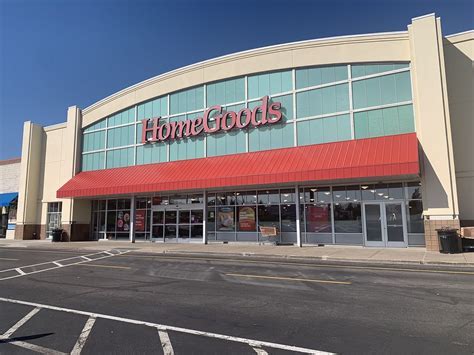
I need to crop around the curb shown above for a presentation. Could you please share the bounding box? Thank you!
[139,249,474,269]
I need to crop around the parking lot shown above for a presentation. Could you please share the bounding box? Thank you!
[0,245,473,354]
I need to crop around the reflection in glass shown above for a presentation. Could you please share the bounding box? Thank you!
[257,190,280,205]
[152,211,163,224]
[165,225,176,239]
[179,210,190,224]
[365,205,382,241]
[191,210,203,223]
[407,200,424,233]
[386,203,404,242]
[406,182,422,200]
[258,205,279,228]
[280,189,295,203]
[165,210,177,224]
[178,225,190,238]
[191,225,203,238]
[305,204,332,233]
[387,183,404,199]
[333,203,362,233]
[281,204,296,232]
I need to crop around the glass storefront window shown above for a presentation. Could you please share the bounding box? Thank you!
[303,187,331,203]
[257,190,280,205]
[191,210,203,223]
[179,211,191,224]
[169,195,187,205]
[107,211,116,232]
[116,210,131,232]
[333,202,362,233]
[207,194,217,206]
[387,183,404,200]
[280,189,295,203]
[305,203,332,233]
[188,194,203,204]
[407,200,424,233]
[406,182,422,200]
[117,199,131,210]
[237,206,257,232]
[258,205,279,228]
[281,204,296,232]
[217,206,235,231]
[107,199,117,210]
[207,208,216,232]
[236,191,258,205]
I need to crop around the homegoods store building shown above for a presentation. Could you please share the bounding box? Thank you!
[13,15,473,251]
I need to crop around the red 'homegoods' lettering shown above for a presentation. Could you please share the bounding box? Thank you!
[141,96,282,144]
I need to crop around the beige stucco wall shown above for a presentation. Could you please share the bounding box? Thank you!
[444,31,474,224]
[408,15,459,219]
[0,160,21,194]
[16,122,43,225]
[16,107,91,238]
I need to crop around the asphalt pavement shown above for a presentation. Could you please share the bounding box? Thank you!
[0,246,473,354]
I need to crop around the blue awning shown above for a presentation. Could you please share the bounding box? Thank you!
[0,193,18,207]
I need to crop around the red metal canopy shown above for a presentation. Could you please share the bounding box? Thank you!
[57,133,419,198]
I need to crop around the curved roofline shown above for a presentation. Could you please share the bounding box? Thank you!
[82,30,408,115]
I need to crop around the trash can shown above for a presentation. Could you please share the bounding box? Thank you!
[51,228,63,242]
[437,228,461,254]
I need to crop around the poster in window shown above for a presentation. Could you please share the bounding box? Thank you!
[117,211,124,231]
[116,211,130,232]
[307,205,329,232]
[238,206,256,231]
[217,207,234,231]
[135,210,146,232]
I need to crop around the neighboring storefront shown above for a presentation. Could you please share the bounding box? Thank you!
[0,158,21,239]
[13,14,473,251]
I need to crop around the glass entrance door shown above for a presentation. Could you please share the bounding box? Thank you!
[150,206,204,242]
[363,202,407,247]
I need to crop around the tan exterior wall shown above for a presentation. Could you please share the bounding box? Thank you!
[15,108,91,240]
[408,15,459,223]
[443,31,474,225]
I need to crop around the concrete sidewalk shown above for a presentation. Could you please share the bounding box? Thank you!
[1,239,474,266]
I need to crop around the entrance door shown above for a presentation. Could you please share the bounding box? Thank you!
[150,205,204,242]
[363,202,407,247]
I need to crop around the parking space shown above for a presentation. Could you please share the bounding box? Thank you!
[0,249,133,281]
[0,299,326,354]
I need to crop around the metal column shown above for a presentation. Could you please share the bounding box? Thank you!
[202,191,207,244]
[295,185,302,247]
[129,196,135,243]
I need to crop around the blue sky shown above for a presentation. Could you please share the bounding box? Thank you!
[0,0,472,159]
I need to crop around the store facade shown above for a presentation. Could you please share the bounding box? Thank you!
[13,14,473,250]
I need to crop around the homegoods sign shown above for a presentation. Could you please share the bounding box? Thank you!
[141,95,282,144]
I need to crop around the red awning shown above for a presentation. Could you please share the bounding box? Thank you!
[57,133,419,198]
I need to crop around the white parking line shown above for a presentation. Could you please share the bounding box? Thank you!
[71,316,96,355]
[158,330,175,355]
[1,307,41,338]
[14,268,25,275]
[1,339,67,355]
[253,347,268,355]
[0,297,334,354]
[0,249,132,281]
